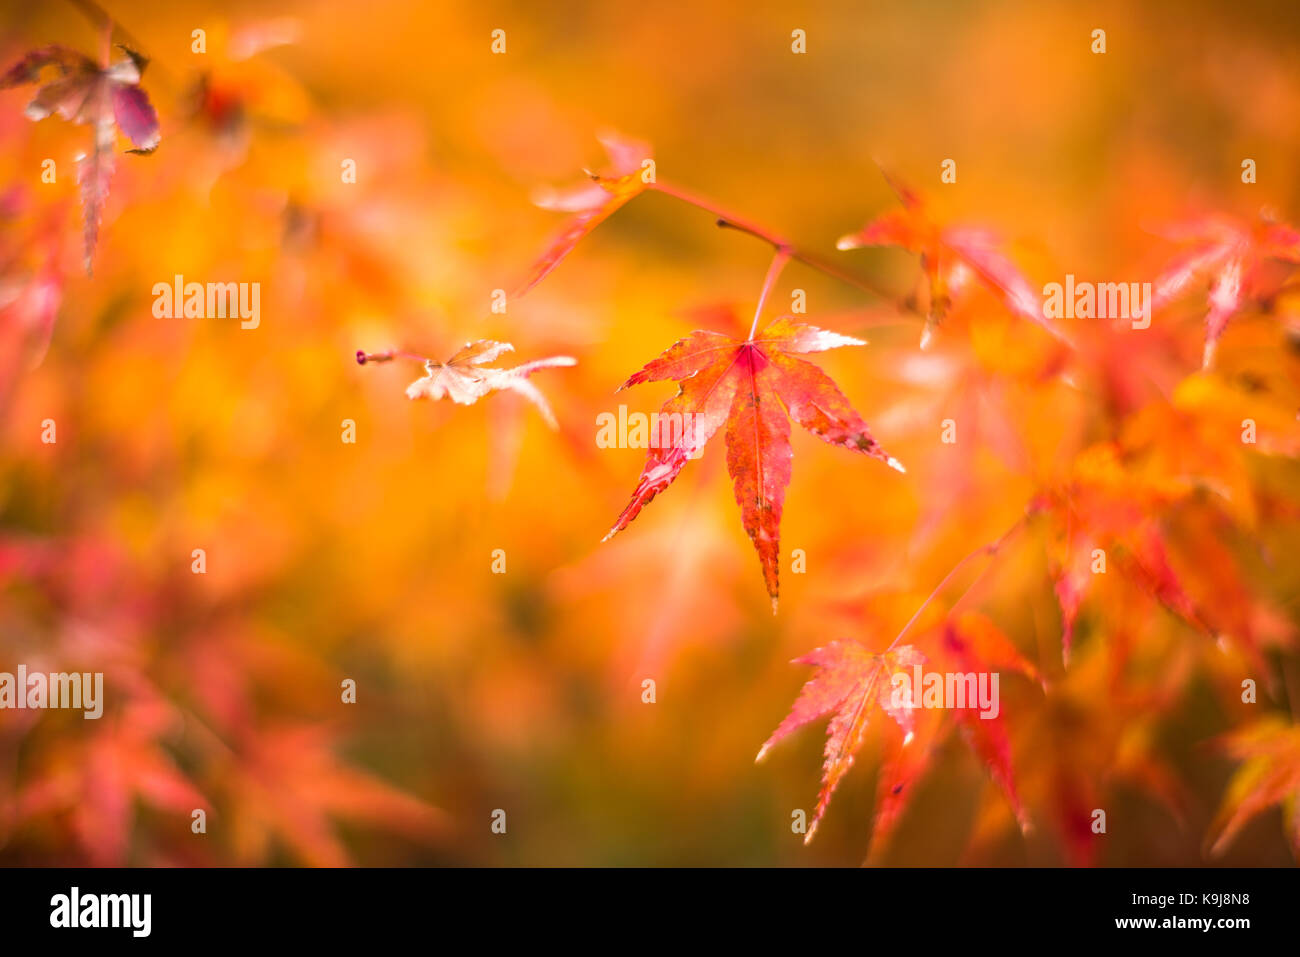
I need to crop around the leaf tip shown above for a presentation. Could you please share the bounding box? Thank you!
[886,456,906,474]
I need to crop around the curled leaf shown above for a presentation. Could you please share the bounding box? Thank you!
[360,340,576,428]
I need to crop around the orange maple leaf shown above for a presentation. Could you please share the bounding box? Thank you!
[516,130,653,296]
[837,170,1067,348]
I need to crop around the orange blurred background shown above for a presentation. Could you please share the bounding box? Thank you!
[1,0,1298,866]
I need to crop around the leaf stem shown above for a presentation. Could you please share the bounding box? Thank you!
[749,249,791,339]
[356,349,429,366]
[101,15,113,65]
[66,0,179,90]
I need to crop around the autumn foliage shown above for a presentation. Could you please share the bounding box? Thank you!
[1,1,1299,868]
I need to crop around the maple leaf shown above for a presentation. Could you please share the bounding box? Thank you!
[222,724,447,867]
[785,609,1039,860]
[1034,443,1209,666]
[358,340,576,428]
[1151,211,1300,368]
[603,316,903,608]
[2,44,160,273]
[937,614,1039,824]
[837,169,1067,348]
[516,130,653,296]
[757,642,924,843]
[5,700,206,866]
[868,703,943,859]
[1207,716,1300,860]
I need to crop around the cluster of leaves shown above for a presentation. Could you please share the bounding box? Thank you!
[460,132,1299,862]
[0,531,447,865]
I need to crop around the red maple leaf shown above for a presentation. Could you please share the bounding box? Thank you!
[1151,211,1300,368]
[757,642,923,843]
[763,610,1040,855]
[2,44,160,273]
[837,170,1067,348]
[938,614,1039,817]
[603,316,903,608]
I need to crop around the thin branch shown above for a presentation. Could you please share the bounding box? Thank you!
[65,0,141,58]
[100,16,112,65]
[886,513,1028,652]
[65,0,180,91]
[652,180,912,310]
[1283,657,1300,723]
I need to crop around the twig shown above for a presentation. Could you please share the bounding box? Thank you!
[65,0,180,92]
[886,513,1028,652]
[652,179,911,310]
[355,349,430,365]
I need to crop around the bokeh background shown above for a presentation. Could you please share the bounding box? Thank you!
[1,0,1298,865]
